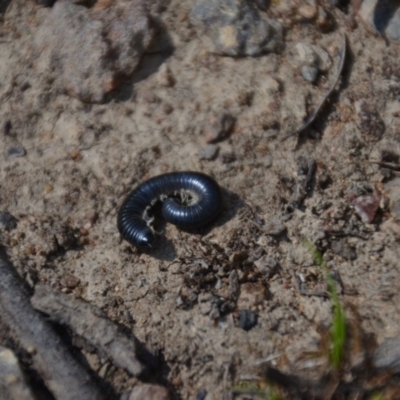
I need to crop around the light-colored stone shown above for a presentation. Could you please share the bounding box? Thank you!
[129,384,170,400]
[359,0,400,42]
[190,0,283,56]
[0,346,35,400]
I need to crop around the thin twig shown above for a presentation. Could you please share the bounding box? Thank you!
[282,34,347,141]
[0,249,104,400]
[31,283,145,377]
[299,289,330,298]
[367,161,400,171]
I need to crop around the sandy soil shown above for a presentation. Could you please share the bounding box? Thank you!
[1,0,400,399]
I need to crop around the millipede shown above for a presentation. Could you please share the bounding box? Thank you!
[117,171,222,248]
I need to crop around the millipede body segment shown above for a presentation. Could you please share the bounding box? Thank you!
[117,171,222,248]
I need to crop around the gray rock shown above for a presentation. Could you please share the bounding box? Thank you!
[196,390,208,400]
[2,120,11,135]
[295,43,332,70]
[0,346,35,400]
[295,43,319,66]
[0,211,17,231]
[6,145,26,159]
[359,0,400,42]
[198,144,219,160]
[190,0,283,56]
[374,338,400,371]
[301,65,319,83]
[129,384,170,400]
[238,309,258,331]
[295,42,332,82]
[313,45,332,72]
[34,0,154,103]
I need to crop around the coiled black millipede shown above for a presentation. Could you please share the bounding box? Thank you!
[117,171,222,248]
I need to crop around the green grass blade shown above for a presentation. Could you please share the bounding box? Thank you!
[304,240,346,370]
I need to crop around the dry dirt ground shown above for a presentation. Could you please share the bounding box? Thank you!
[1,0,400,399]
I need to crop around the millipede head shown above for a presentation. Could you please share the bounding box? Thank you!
[135,229,156,249]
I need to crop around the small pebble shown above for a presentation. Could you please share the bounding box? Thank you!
[24,246,36,256]
[6,145,26,159]
[296,42,318,66]
[70,149,81,160]
[98,362,110,379]
[3,120,11,135]
[43,184,54,194]
[60,274,81,289]
[374,338,400,371]
[0,346,35,400]
[162,103,173,115]
[85,210,98,226]
[238,309,258,331]
[351,194,380,223]
[316,6,333,32]
[80,227,89,236]
[204,113,235,143]
[128,384,170,400]
[247,246,264,262]
[198,144,219,161]
[175,296,183,307]
[190,0,283,56]
[298,1,318,20]
[196,389,208,400]
[263,77,281,95]
[0,211,17,231]
[359,0,400,42]
[301,65,319,83]
[157,64,175,87]
[314,46,332,72]
[296,43,332,73]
